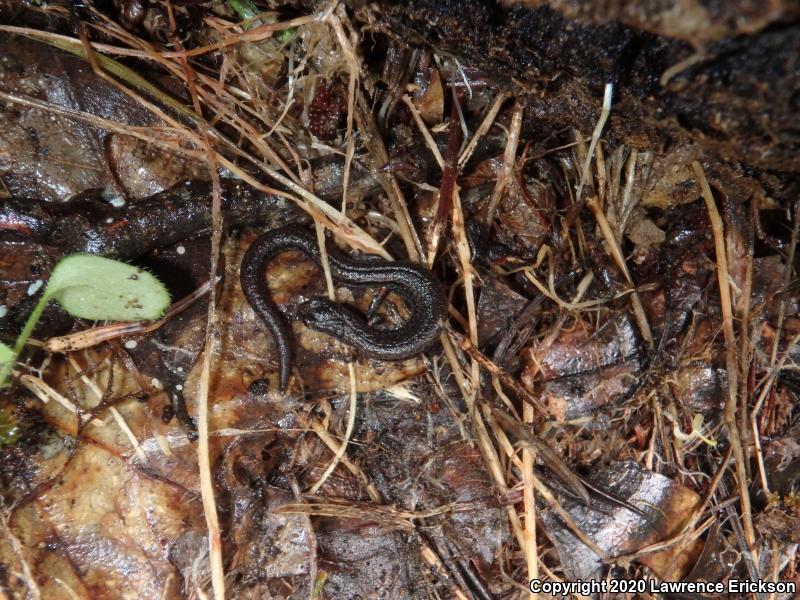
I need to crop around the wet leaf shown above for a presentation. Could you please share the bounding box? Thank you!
[47,254,170,321]
[0,406,20,446]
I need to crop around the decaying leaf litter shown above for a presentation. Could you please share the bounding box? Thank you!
[0,1,798,598]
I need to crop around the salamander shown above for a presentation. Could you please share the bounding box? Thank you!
[239,226,447,391]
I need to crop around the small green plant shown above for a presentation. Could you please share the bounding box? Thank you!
[227,0,259,22]
[277,27,297,45]
[0,254,170,388]
[224,2,296,42]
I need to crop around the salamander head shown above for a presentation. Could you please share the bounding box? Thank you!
[297,297,359,337]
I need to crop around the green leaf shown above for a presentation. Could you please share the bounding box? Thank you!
[46,254,170,321]
[0,343,12,365]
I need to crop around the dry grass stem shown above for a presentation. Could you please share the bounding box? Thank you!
[19,374,105,429]
[157,13,321,59]
[491,409,589,505]
[402,95,445,169]
[439,334,474,408]
[486,100,523,224]
[769,200,800,365]
[0,90,206,161]
[522,402,538,599]
[419,545,471,600]
[196,335,225,600]
[169,36,229,592]
[328,8,359,212]
[309,363,358,494]
[480,404,529,550]
[692,161,756,555]
[354,93,423,260]
[315,220,337,301]
[586,197,654,347]
[752,332,800,496]
[109,407,147,463]
[450,187,479,380]
[450,330,548,415]
[528,471,608,560]
[575,83,612,203]
[275,500,457,530]
[309,418,382,503]
[458,91,509,168]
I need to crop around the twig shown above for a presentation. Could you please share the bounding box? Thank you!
[45,279,214,352]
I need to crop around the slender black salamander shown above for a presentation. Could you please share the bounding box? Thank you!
[240,226,447,391]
